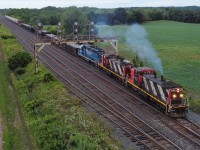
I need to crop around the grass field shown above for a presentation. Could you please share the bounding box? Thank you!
[145,21,200,99]
[96,21,200,107]
[0,24,122,149]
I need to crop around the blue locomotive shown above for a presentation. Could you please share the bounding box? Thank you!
[78,44,105,66]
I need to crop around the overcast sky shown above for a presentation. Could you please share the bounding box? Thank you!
[1,0,200,9]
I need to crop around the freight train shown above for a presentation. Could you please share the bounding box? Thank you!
[5,15,189,117]
[5,15,49,36]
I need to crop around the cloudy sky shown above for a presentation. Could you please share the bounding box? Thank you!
[1,0,200,9]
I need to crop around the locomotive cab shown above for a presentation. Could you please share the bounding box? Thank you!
[128,67,156,87]
[140,75,188,117]
[121,60,133,78]
[101,54,118,67]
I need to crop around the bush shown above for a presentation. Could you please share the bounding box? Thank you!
[8,52,32,70]
[43,73,55,83]
[1,35,15,40]
[132,55,144,67]
[15,68,26,75]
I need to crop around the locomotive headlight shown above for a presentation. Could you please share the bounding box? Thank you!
[172,94,177,99]
[180,94,184,98]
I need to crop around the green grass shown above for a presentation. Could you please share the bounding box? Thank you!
[96,21,200,108]
[0,25,36,150]
[145,21,200,98]
[0,50,13,150]
[0,24,123,149]
[0,26,21,150]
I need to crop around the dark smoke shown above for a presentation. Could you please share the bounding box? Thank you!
[126,23,163,74]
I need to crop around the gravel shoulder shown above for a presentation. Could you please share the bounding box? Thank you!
[188,110,200,125]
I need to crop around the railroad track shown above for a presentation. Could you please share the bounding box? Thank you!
[1,15,200,149]
[2,16,181,150]
[47,43,200,148]
[177,118,200,136]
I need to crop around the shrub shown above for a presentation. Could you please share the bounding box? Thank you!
[1,35,15,40]
[15,68,26,75]
[132,54,144,67]
[43,73,55,83]
[24,99,44,116]
[8,52,32,70]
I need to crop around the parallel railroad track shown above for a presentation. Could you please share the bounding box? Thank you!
[1,16,180,150]
[1,16,200,149]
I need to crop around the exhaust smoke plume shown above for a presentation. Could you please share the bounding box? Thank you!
[97,24,115,38]
[126,24,163,74]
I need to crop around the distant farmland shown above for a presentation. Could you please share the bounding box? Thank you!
[96,20,200,100]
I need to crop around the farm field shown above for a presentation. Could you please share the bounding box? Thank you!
[145,21,200,99]
[96,20,200,110]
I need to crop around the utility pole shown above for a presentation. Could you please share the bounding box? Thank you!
[57,22,62,39]
[34,44,46,74]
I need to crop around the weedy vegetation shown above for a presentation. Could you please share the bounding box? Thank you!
[0,25,122,149]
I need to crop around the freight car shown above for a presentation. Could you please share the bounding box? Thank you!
[21,23,37,33]
[36,30,50,37]
[45,34,58,41]
[53,42,81,56]
[66,44,80,56]
[99,54,188,117]
[5,15,22,24]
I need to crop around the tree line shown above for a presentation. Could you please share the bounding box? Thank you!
[89,7,200,24]
[1,6,200,34]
